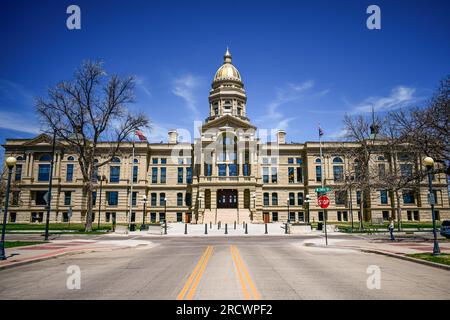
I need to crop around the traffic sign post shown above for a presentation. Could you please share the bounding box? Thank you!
[318,195,330,246]
[315,187,332,193]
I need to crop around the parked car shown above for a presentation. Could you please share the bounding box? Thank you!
[440,220,450,239]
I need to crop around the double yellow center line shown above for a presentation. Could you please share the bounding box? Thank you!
[230,245,261,300]
[177,245,213,300]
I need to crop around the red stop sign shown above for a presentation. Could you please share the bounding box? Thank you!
[318,195,330,209]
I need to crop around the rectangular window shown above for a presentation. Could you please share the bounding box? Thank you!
[177,193,183,206]
[152,158,158,164]
[160,167,166,184]
[159,212,166,222]
[296,167,303,183]
[380,190,388,204]
[288,167,294,183]
[64,191,72,206]
[432,190,439,205]
[12,191,20,205]
[186,167,192,184]
[205,164,212,176]
[263,193,269,206]
[402,190,415,204]
[160,193,166,206]
[92,191,97,206]
[161,158,167,164]
[110,166,120,183]
[297,192,304,206]
[178,167,184,183]
[298,212,305,222]
[185,193,192,206]
[66,164,74,182]
[218,164,227,177]
[34,191,47,205]
[356,191,361,205]
[243,163,250,176]
[272,212,278,222]
[176,212,183,222]
[9,212,16,223]
[178,158,184,165]
[151,193,157,206]
[333,166,343,182]
[289,193,295,206]
[107,191,118,206]
[272,193,278,206]
[228,164,237,176]
[150,212,156,223]
[263,167,269,183]
[335,191,347,205]
[132,192,137,206]
[15,164,22,181]
[316,166,322,182]
[152,167,158,184]
[271,167,277,183]
[382,211,390,221]
[318,212,324,221]
[288,158,294,164]
[289,212,296,222]
[296,158,302,164]
[413,211,420,221]
[400,164,413,178]
[133,166,138,183]
[62,212,69,223]
[38,164,50,181]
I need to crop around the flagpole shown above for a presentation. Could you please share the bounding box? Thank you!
[319,125,328,246]
[128,139,135,231]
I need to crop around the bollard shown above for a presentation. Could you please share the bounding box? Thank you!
[245,223,248,234]
[243,222,245,229]
[218,221,221,230]
[265,223,268,234]
[164,221,167,235]
[205,223,208,235]
[225,224,228,234]
[285,223,288,234]
[210,221,212,229]
[234,221,236,229]
[184,223,187,235]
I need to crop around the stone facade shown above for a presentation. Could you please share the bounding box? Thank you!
[2,49,449,225]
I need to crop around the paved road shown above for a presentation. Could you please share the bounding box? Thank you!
[0,235,448,300]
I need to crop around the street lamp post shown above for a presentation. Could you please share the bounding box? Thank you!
[0,157,17,260]
[97,175,106,230]
[423,157,440,256]
[44,131,57,241]
[305,194,310,223]
[251,193,256,222]
[287,198,291,223]
[141,195,147,231]
[164,198,167,235]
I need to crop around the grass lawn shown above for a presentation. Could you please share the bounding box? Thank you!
[406,253,450,266]
[4,241,48,248]
[1,223,113,232]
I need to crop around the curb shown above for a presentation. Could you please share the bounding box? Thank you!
[304,242,450,271]
[0,246,128,271]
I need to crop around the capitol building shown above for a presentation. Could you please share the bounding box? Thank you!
[2,49,449,226]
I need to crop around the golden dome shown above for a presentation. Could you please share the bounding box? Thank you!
[213,48,242,83]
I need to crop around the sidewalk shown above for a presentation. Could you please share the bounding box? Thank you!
[0,239,155,270]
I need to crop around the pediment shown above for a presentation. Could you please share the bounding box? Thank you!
[201,114,256,131]
[22,133,53,146]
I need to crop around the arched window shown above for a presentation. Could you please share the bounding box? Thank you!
[67,156,75,161]
[315,158,321,163]
[333,157,343,163]
[133,158,139,164]
[111,157,121,163]
[377,156,385,161]
[39,154,52,161]
[16,156,24,161]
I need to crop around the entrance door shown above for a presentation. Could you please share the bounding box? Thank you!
[217,189,238,208]
[263,212,270,223]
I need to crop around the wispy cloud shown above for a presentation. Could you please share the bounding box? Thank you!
[256,80,328,131]
[135,76,152,99]
[325,128,349,140]
[350,86,418,114]
[171,74,203,117]
[0,78,40,135]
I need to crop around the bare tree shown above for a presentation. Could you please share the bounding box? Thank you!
[391,75,450,169]
[36,61,149,231]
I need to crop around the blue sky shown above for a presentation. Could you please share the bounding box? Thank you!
[0,0,449,149]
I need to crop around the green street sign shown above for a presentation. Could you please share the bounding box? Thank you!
[315,187,332,193]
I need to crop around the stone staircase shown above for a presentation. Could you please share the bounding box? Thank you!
[202,208,252,225]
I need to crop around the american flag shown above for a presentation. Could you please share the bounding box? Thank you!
[135,130,147,141]
[318,125,324,137]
